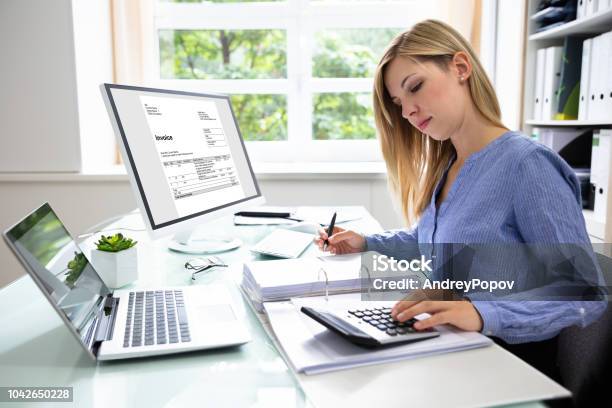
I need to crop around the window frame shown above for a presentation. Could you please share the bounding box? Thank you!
[146,0,492,163]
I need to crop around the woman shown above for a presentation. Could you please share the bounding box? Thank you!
[315,20,605,373]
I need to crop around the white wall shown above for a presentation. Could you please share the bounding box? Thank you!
[495,0,527,130]
[0,0,82,172]
[72,0,116,172]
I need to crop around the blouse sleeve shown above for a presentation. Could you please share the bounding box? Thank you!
[364,225,420,261]
[512,147,588,244]
[470,147,607,343]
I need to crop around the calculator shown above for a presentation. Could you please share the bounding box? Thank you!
[301,305,439,348]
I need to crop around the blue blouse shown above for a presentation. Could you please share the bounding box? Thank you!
[365,131,606,343]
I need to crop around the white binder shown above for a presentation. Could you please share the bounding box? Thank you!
[588,34,603,120]
[579,38,592,120]
[591,130,601,217]
[577,0,587,19]
[542,46,563,121]
[592,130,611,222]
[586,0,600,16]
[590,32,612,120]
[533,48,546,120]
[605,31,612,118]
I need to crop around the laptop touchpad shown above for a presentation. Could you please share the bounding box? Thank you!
[196,304,236,323]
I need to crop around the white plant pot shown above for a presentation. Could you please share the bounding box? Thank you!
[91,246,138,289]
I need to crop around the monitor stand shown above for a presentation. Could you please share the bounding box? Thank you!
[168,230,242,254]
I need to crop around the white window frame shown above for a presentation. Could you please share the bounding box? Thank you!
[145,0,490,163]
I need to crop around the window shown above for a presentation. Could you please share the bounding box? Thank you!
[143,0,482,162]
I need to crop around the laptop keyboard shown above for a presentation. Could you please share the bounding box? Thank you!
[123,290,191,347]
[348,307,430,336]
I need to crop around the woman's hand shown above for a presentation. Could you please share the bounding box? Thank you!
[391,298,484,332]
[314,226,365,255]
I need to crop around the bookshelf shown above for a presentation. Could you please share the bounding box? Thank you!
[526,119,612,126]
[529,6,612,40]
[522,0,612,243]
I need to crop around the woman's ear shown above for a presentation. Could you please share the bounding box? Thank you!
[451,51,472,82]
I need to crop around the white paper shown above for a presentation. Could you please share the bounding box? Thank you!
[140,95,247,217]
[264,294,492,375]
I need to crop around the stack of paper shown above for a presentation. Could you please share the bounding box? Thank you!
[264,294,493,375]
[242,254,364,311]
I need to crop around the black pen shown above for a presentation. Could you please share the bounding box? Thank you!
[323,212,337,251]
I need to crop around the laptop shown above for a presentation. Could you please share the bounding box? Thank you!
[3,203,251,361]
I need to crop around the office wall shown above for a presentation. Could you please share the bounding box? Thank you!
[495,0,527,130]
[72,0,115,172]
[0,177,404,288]
[0,0,82,172]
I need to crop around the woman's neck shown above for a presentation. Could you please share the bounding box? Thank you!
[448,104,508,164]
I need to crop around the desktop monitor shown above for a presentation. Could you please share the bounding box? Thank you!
[100,84,264,253]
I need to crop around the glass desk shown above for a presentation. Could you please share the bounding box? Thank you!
[0,207,567,407]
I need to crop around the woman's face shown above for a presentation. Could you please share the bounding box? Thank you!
[383,56,469,141]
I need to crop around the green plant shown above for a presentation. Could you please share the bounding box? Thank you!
[95,233,137,253]
[65,252,87,286]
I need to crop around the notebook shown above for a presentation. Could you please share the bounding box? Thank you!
[250,229,314,259]
[264,294,493,375]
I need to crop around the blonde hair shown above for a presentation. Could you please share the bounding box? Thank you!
[373,19,504,225]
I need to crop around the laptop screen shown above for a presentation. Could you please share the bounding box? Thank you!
[4,203,111,354]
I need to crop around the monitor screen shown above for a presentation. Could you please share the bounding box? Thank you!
[4,203,109,353]
[103,85,262,231]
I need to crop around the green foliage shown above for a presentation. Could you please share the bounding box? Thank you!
[230,94,287,141]
[160,29,286,80]
[95,233,137,253]
[313,93,376,140]
[313,38,374,78]
[65,252,87,287]
[312,28,400,78]
[159,25,401,140]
